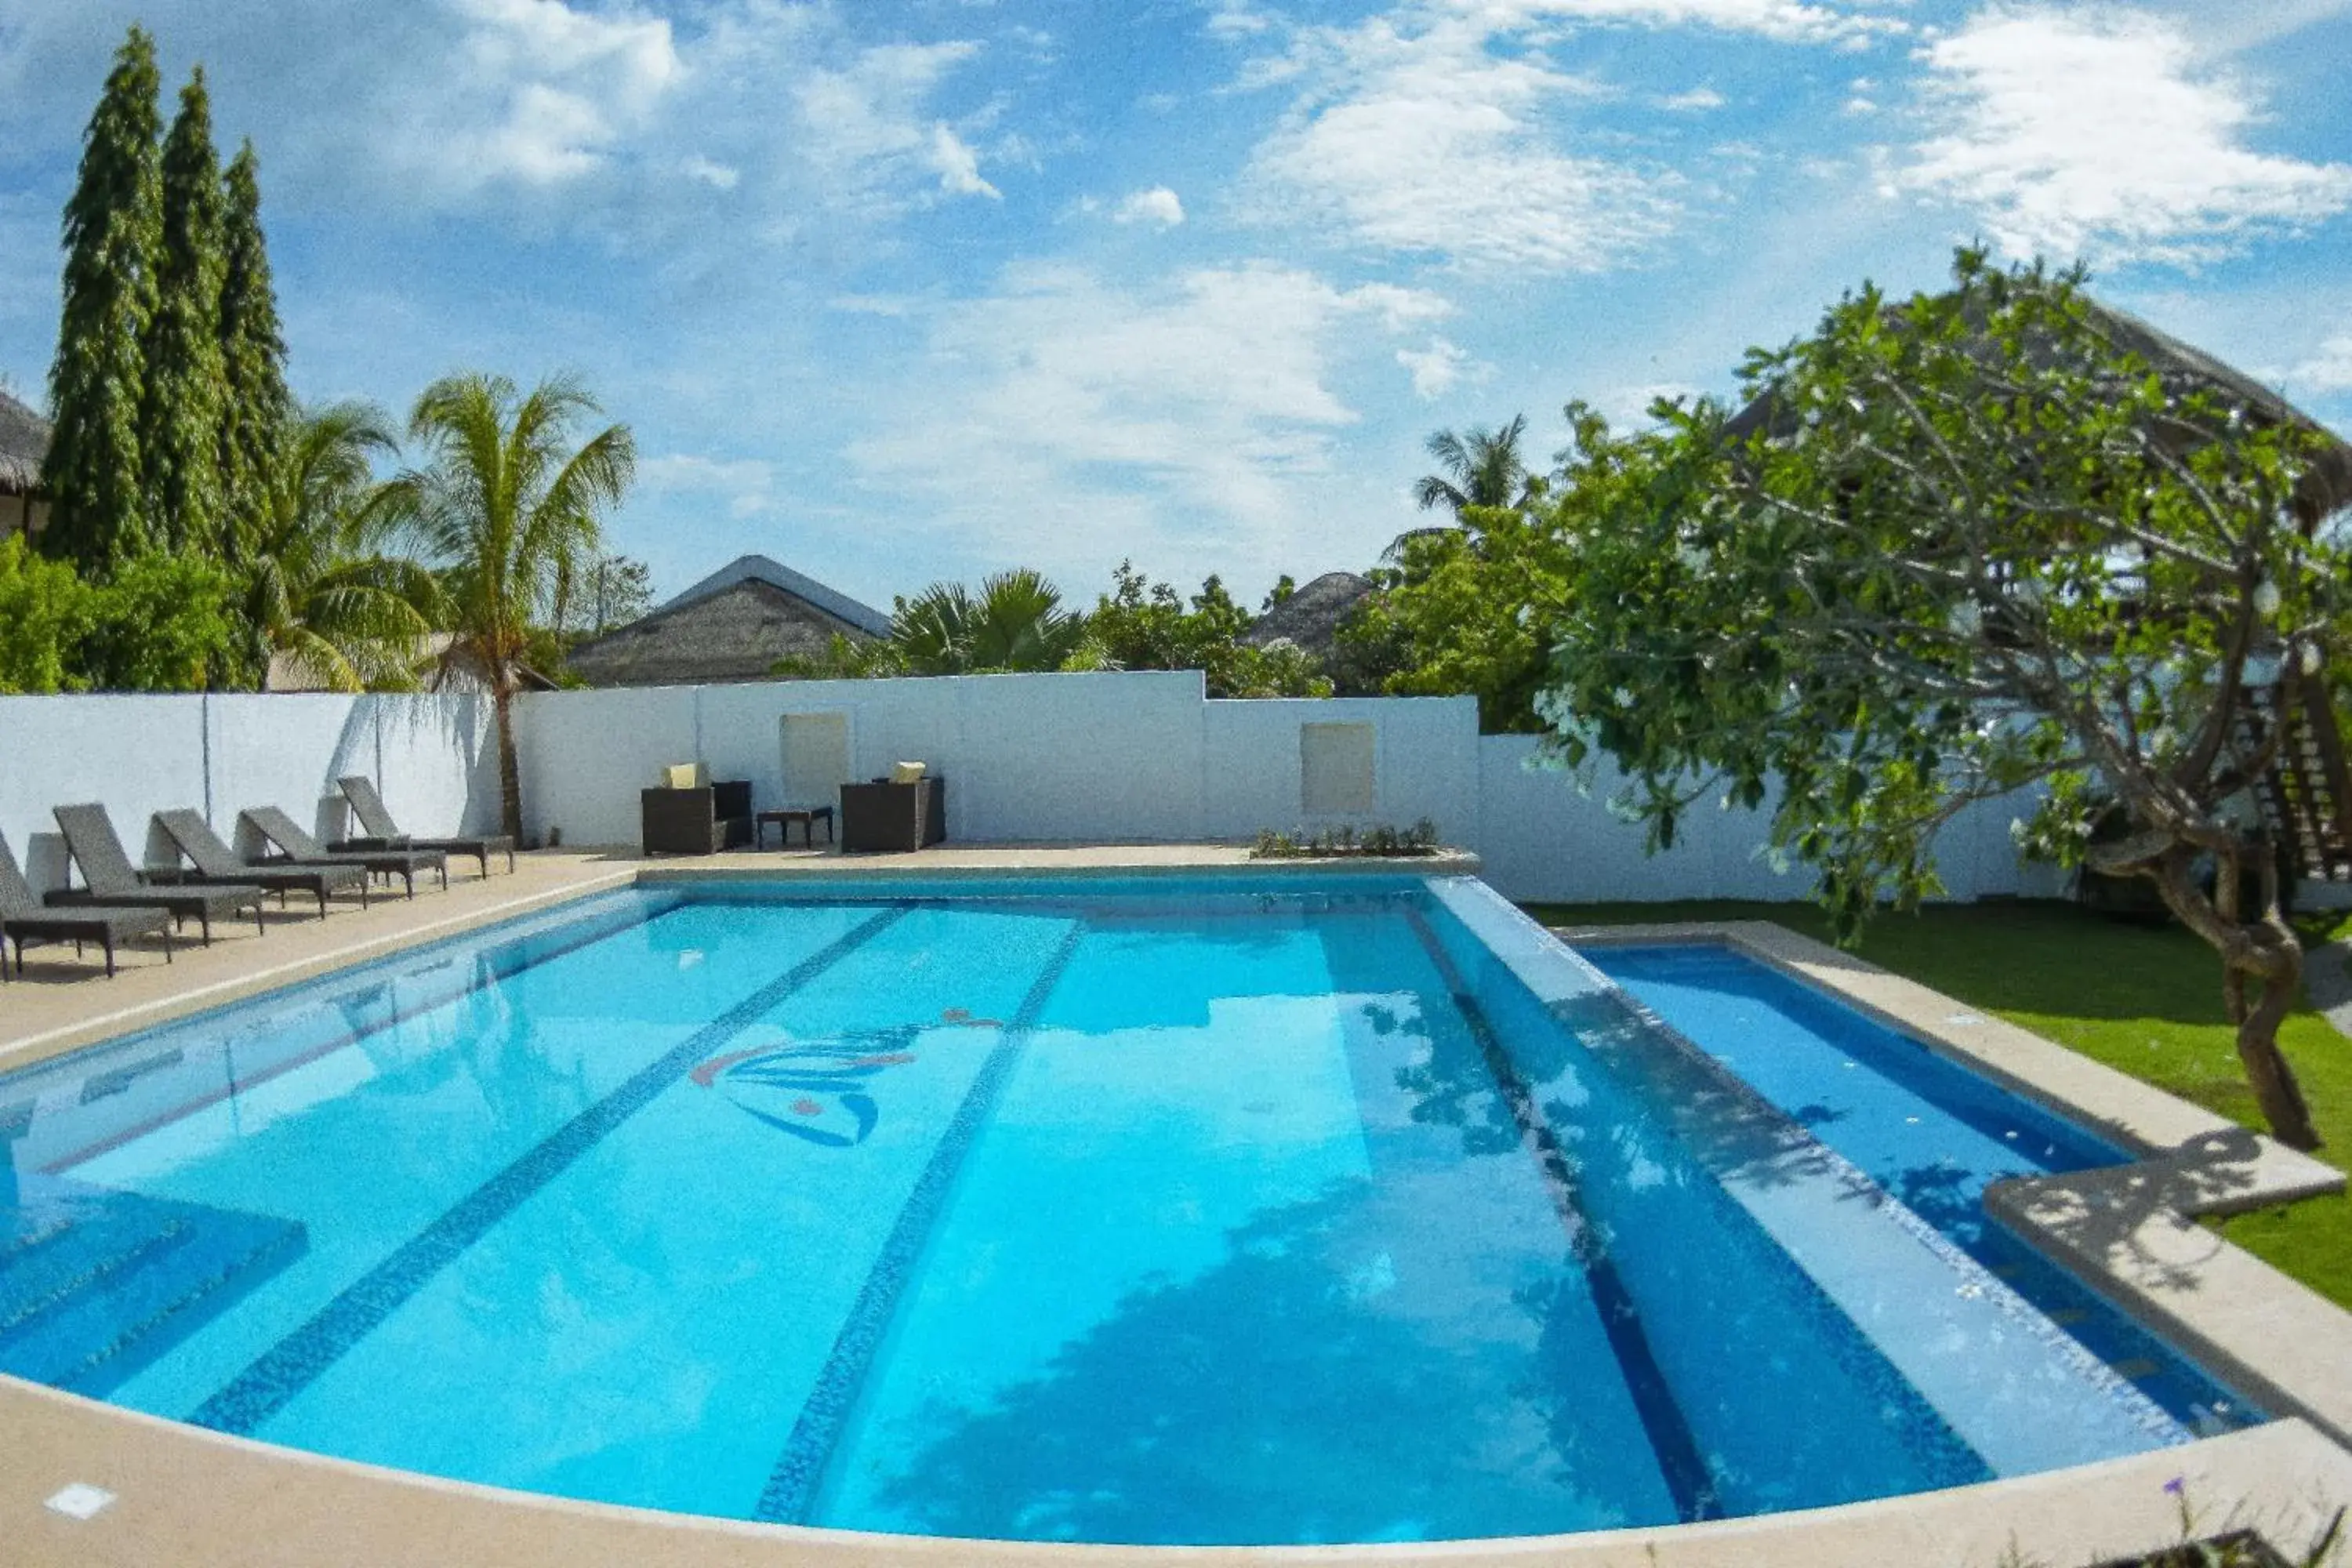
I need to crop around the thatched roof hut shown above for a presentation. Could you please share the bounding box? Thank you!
[0,388,52,545]
[1723,292,2352,523]
[1243,572,1374,662]
[567,554,891,688]
[0,389,45,492]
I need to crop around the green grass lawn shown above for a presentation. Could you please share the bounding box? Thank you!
[1522,898,2352,1311]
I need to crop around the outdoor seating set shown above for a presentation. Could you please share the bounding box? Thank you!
[640,762,944,856]
[0,776,514,981]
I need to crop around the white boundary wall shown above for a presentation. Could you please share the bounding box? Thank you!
[0,674,2056,904]
[1471,733,2063,905]
[0,692,500,890]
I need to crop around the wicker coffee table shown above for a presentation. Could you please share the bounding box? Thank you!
[753,807,835,848]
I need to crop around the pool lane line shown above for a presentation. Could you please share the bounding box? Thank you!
[186,905,914,1439]
[754,920,1087,1526]
[1403,909,1722,1524]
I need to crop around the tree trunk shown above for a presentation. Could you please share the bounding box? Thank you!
[493,680,523,844]
[2151,848,2321,1151]
[2235,944,2318,1152]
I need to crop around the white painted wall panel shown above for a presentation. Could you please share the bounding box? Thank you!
[0,695,210,887]
[370,692,504,838]
[513,685,699,847]
[207,695,375,848]
[1468,733,2060,906]
[1200,697,1479,842]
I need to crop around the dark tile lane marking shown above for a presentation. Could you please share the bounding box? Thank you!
[755,920,1087,1524]
[188,906,913,1437]
[1404,908,1722,1523]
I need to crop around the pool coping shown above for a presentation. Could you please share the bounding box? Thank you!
[1554,919,2352,1454]
[4,877,2351,1566]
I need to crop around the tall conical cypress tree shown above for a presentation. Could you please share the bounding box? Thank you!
[44,25,162,576]
[218,138,289,568]
[140,65,230,557]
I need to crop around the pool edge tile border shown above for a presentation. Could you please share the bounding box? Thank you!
[1555,918,2352,1453]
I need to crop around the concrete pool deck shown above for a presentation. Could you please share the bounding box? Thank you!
[3,862,2351,1566]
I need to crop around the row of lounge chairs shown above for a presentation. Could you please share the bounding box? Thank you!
[0,777,515,980]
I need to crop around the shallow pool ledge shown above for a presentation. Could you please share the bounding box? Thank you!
[1559,917,2352,1454]
[2,1374,2347,1568]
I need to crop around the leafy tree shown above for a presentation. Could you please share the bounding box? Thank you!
[218,138,291,572]
[246,402,439,691]
[44,25,163,575]
[0,537,96,692]
[891,568,1090,674]
[78,550,241,691]
[140,66,229,558]
[379,372,635,839]
[1262,574,1297,611]
[1080,562,1330,697]
[1541,250,2348,1150]
[558,550,654,638]
[1344,404,1665,730]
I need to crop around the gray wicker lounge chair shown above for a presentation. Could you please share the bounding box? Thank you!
[151,809,368,916]
[0,831,172,978]
[52,803,268,942]
[240,804,447,898]
[332,775,514,877]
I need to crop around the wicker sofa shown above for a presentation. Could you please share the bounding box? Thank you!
[839,777,945,853]
[641,780,754,855]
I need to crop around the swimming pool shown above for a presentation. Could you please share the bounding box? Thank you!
[0,875,2251,1544]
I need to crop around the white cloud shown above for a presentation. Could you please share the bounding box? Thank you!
[640,454,777,519]
[1240,13,1678,271]
[927,122,1001,198]
[681,155,741,190]
[1658,87,1727,111]
[1463,0,1902,45]
[1113,186,1187,227]
[1889,7,2352,268]
[2287,335,2352,395]
[407,0,683,192]
[1396,336,1484,398]
[847,263,1454,582]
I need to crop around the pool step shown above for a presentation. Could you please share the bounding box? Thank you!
[0,1179,307,1397]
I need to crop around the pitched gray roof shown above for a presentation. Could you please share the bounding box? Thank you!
[656,554,892,637]
[0,388,50,493]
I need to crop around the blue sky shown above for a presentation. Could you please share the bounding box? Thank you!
[0,0,2347,612]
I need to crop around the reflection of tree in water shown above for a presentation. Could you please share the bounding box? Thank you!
[1379,981,1986,1514]
[861,1185,1658,1545]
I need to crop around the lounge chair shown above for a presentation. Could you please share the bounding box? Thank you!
[151,809,368,916]
[51,803,268,943]
[332,776,514,878]
[0,831,172,978]
[240,804,447,898]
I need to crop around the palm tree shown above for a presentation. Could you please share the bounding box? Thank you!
[244,402,439,691]
[380,372,633,839]
[892,569,1089,674]
[1410,413,1544,517]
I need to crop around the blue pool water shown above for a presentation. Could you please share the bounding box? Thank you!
[0,877,2250,1544]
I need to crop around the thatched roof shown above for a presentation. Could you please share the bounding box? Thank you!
[1243,572,1374,660]
[566,554,890,688]
[1723,291,2352,522]
[0,388,50,494]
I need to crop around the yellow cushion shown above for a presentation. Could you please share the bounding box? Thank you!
[662,762,707,789]
[891,760,927,784]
